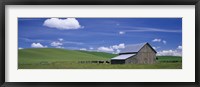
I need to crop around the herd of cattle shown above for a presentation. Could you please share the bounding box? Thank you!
[78,60,111,64]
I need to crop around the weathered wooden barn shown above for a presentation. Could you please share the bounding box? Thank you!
[111,42,157,64]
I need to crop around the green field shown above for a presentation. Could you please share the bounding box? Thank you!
[156,56,182,62]
[18,48,182,69]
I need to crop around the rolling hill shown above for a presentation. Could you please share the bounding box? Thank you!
[18,48,117,64]
[18,48,182,69]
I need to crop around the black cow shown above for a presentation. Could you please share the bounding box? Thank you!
[98,61,104,64]
[105,61,110,64]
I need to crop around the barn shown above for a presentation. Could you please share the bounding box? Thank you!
[111,42,157,64]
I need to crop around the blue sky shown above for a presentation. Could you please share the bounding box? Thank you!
[18,18,182,56]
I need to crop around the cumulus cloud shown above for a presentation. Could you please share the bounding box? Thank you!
[119,31,125,35]
[31,43,47,48]
[43,18,83,30]
[114,49,121,54]
[50,41,63,47]
[157,50,182,56]
[80,48,87,51]
[97,43,125,54]
[152,38,162,42]
[97,46,114,52]
[112,43,125,49]
[163,40,167,44]
[152,38,167,44]
[177,45,182,50]
[157,45,182,56]
[50,41,65,48]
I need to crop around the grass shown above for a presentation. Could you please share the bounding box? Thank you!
[77,50,117,58]
[18,48,116,64]
[19,62,182,69]
[18,48,182,69]
[156,56,182,62]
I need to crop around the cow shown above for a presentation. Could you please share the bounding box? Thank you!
[98,61,104,64]
[105,61,110,64]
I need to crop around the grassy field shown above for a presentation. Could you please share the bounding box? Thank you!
[18,48,182,69]
[156,56,182,62]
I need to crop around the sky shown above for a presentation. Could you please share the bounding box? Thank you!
[18,18,182,56]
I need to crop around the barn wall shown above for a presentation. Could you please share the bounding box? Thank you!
[135,44,156,64]
[124,44,156,64]
[125,56,137,64]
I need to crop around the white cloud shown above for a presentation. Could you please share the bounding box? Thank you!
[50,41,63,47]
[50,41,64,48]
[157,50,182,56]
[112,43,125,49]
[58,38,64,41]
[152,38,161,42]
[152,38,167,44]
[177,45,182,50]
[97,46,114,52]
[43,18,83,30]
[163,40,167,44]
[31,43,47,48]
[119,31,125,35]
[18,47,23,50]
[114,49,121,54]
[153,46,160,50]
[97,43,125,53]
[157,45,182,56]
[80,48,87,51]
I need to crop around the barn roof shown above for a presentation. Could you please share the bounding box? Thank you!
[120,42,157,54]
[111,54,136,60]
[120,43,146,53]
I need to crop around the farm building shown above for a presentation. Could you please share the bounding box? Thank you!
[111,42,157,64]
